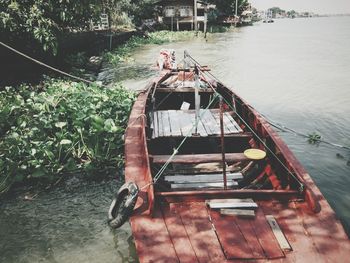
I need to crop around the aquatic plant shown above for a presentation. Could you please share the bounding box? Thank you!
[307,132,321,144]
[0,79,135,193]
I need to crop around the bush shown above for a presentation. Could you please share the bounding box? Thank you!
[0,79,135,193]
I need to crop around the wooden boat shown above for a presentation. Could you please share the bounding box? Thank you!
[124,51,350,262]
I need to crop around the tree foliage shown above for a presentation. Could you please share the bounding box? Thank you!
[0,0,102,54]
[208,0,250,16]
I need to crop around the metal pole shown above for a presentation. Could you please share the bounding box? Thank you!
[194,0,198,31]
[235,0,238,27]
[219,96,227,189]
[194,66,200,135]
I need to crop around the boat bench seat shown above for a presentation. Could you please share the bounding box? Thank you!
[150,153,249,164]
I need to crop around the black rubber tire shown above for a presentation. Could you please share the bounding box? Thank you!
[108,182,139,229]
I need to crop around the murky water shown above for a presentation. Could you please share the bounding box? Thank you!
[1,16,350,262]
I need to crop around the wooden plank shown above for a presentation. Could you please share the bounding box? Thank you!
[266,215,292,251]
[224,112,243,132]
[157,111,164,137]
[207,198,254,204]
[182,111,207,136]
[176,202,227,262]
[152,111,158,138]
[209,208,254,259]
[220,209,255,217]
[168,110,182,136]
[164,172,243,183]
[198,109,216,135]
[130,202,179,262]
[204,109,221,135]
[210,110,231,134]
[179,110,194,136]
[156,87,214,93]
[251,207,285,259]
[223,112,242,133]
[151,153,249,164]
[171,181,238,189]
[234,215,266,259]
[162,110,172,137]
[160,202,198,263]
[208,201,257,209]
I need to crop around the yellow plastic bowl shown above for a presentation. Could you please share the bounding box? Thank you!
[244,149,266,160]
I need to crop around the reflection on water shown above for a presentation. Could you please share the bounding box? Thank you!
[1,16,349,263]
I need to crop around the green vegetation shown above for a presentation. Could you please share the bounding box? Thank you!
[0,79,135,194]
[308,132,321,144]
[103,31,201,66]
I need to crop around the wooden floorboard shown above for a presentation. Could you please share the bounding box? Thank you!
[209,209,254,259]
[176,202,227,263]
[161,202,198,263]
[151,109,243,138]
[151,153,248,164]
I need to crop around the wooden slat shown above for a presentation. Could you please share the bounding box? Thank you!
[220,209,255,217]
[224,112,243,132]
[210,110,231,134]
[168,110,182,136]
[234,216,266,258]
[208,201,257,209]
[182,111,207,136]
[156,87,214,93]
[203,109,221,135]
[179,110,194,136]
[252,207,285,259]
[151,153,248,164]
[199,109,217,135]
[266,215,292,251]
[162,111,172,136]
[224,112,242,133]
[209,209,254,259]
[164,172,243,183]
[160,202,198,263]
[130,203,179,262]
[157,111,164,137]
[171,181,238,189]
[176,202,227,262]
[154,111,159,138]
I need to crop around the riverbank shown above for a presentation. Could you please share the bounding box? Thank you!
[0,30,205,196]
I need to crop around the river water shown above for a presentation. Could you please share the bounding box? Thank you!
[1,16,350,262]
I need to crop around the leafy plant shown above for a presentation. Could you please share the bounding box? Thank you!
[0,79,135,193]
[307,132,321,144]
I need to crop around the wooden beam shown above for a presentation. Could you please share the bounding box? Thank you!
[164,172,243,183]
[157,87,214,93]
[171,181,238,189]
[151,153,249,164]
[266,215,292,251]
[220,209,255,217]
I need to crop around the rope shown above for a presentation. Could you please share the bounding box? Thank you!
[0,41,109,88]
[184,53,305,192]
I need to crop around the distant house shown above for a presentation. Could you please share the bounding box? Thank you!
[156,0,215,31]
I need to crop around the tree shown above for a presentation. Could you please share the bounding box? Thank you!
[208,0,250,16]
[0,0,102,55]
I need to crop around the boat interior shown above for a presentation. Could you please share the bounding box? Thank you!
[144,67,303,199]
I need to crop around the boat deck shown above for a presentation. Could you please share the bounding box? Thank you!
[130,199,350,262]
[151,109,243,138]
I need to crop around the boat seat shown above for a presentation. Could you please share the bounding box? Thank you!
[150,153,249,164]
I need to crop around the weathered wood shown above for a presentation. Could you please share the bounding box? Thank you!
[167,110,182,136]
[164,172,243,183]
[266,215,292,251]
[176,202,227,262]
[209,208,255,259]
[151,153,248,164]
[160,202,198,262]
[252,207,285,259]
[207,201,257,209]
[156,87,214,93]
[220,208,255,217]
[171,181,238,189]
[155,189,300,203]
